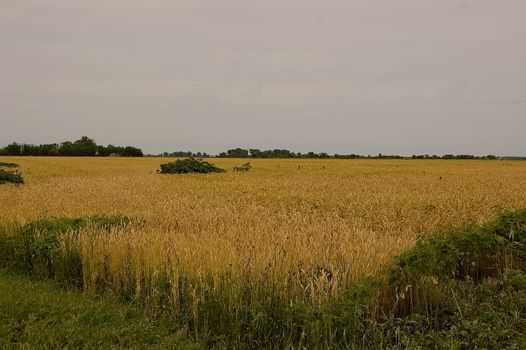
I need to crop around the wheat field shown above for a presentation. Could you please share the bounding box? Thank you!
[1,157,526,313]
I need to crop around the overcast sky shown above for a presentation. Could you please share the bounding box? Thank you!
[1,1,525,155]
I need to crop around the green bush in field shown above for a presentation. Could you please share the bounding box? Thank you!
[0,169,24,185]
[159,158,225,174]
[0,162,19,168]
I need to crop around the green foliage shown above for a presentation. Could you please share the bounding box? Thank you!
[0,169,24,185]
[73,136,98,156]
[3,142,22,155]
[0,162,19,168]
[161,151,210,157]
[341,209,526,348]
[388,269,526,349]
[97,144,144,157]
[159,158,226,174]
[216,148,405,159]
[486,209,526,245]
[233,162,252,172]
[225,148,250,157]
[121,146,144,157]
[59,136,98,156]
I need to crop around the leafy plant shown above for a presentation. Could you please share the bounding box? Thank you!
[159,158,225,174]
[0,169,24,185]
[0,162,19,168]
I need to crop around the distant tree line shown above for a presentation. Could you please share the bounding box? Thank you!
[0,136,143,157]
[411,154,498,160]
[216,149,504,160]
[159,151,210,158]
[158,148,505,160]
[216,148,402,159]
[215,148,404,159]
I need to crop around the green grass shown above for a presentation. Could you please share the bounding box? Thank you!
[0,269,201,349]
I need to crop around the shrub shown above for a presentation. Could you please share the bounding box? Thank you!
[0,169,24,185]
[159,158,225,174]
[233,162,252,172]
[0,162,19,168]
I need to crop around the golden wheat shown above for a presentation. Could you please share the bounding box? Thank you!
[1,157,526,304]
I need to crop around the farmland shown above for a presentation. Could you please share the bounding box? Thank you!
[1,157,526,348]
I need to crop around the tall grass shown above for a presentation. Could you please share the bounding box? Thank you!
[0,216,132,287]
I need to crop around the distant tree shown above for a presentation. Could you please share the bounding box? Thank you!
[121,146,143,157]
[107,145,123,156]
[72,136,97,156]
[226,148,249,158]
[37,143,59,156]
[58,141,75,156]
[249,149,262,158]
[456,154,475,160]
[21,144,38,156]
[97,145,109,157]
[4,143,22,156]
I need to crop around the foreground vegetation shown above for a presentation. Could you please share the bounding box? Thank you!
[0,211,525,348]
